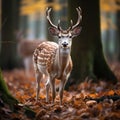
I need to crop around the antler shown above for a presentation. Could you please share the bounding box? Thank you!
[46,7,82,32]
[46,7,63,31]
[58,20,62,31]
[46,8,58,29]
[71,7,82,30]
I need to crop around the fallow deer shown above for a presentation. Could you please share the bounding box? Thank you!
[33,7,82,105]
[16,31,44,76]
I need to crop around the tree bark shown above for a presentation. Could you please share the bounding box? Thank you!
[116,11,120,61]
[0,0,20,69]
[66,0,117,88]
[0,70,18,110]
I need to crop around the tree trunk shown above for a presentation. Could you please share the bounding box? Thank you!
[116,11,120,61]
[0,70,18,110]
[66,0,117,88]
[0,0,20,69]
[0,70,36,119]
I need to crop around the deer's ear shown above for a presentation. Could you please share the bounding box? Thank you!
[49,27,59,36]
[72,27,82,37]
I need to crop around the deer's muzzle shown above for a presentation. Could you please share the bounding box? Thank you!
[62,42,68,48]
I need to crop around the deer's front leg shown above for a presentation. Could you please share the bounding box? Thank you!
[59,79,67,105]
[49,77,56,104]
[24,57,31,77]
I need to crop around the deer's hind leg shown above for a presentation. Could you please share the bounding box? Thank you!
[45,78,50,103]
[33,63,43,101]
[44,71,51,103]
[44,71,56,104]
[35,71,43,101]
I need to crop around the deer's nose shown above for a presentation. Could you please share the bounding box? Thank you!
[62,42,68,47]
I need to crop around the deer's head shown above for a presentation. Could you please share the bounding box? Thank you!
[46,7,82,49]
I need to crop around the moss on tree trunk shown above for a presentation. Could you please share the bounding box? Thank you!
[0,70,18,110]
[66,0,117,88]
[0,70,36,118]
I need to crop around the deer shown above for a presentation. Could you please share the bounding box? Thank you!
[33,7,82,105]
[16,31,44,76]
[18,39,44,76]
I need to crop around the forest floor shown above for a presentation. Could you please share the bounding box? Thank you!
[1,62,120,120]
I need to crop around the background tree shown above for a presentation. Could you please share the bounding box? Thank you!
[66,0,117,88]
[0,0,20,69]
[100,0,120,62]
[117,11,120,61]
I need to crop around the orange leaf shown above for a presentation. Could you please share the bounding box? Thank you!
[107,90,114,96]
[89,93,98,99]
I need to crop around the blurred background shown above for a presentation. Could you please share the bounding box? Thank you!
[0,0,120,72]
[101,0,120,62]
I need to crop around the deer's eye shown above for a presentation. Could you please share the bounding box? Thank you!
[69,35,72,38]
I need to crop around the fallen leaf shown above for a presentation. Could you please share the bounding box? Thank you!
[86,100,97,107]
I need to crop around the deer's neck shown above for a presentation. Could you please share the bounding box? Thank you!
[56,47,71,71]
